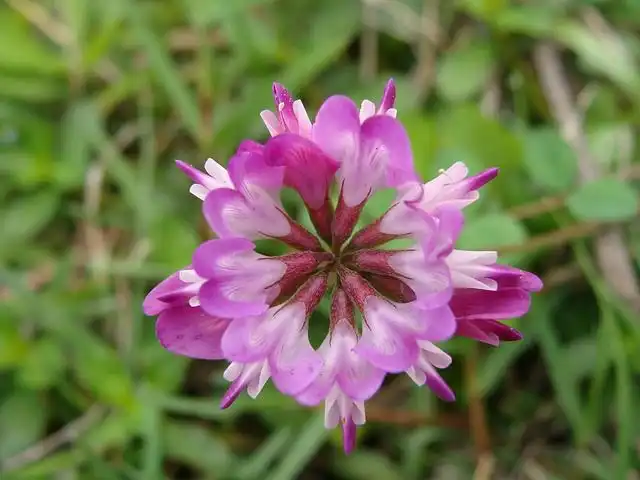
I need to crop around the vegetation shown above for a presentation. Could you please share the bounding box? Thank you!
[1,0,639,478]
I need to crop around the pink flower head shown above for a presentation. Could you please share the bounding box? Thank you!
[143,79,541,454]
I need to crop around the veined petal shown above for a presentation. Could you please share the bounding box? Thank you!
[312,95,361,167]
[263,133,338,209]
[203,187,291,239]
[360,115,417,188]
[269,324,322,395]
[156,306,230,360]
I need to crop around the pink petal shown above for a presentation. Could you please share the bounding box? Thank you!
[192,238,255,279]
[143,269,189,315]
[360,115,417,188]
[337,355,385,401]
[342,418,357,455]
[451,288,531,320]
[425,368,456,402]
[419,305,457,342]
[379,78,396,112]
[455,319,500,346]
[220,315,275,362]
[270,330,322,396]
[312,95,361,165]
[199,279,269,318]
[263,133,338,209]
[156,306,229,360]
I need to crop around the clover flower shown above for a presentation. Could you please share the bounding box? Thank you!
[144,80,541,453]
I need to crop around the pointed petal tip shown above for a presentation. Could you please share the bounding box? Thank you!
[220,382,243,409]
[342,419,357,454]
[466,167,499,191]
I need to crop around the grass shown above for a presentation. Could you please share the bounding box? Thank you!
[1,0,640,478]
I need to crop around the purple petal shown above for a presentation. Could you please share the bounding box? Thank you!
[263,133,338,209]
[342,418,357,455]
[175,160,209,186]
[488,265,543,292]
[202,187,245,238]
[424,369,455,402]
[312,95,361,164]
[220,316,273,362]
[360,115,418,187]
[483,319,523,342]
[192,238,255,279]
[270,333,322,396]
[420,305,457,342]
[379,78,396,112]
[455,319,500,346]
[220,379,244,409]
[451,288,531,320]
[464,167,499,192]
[199,279,269,319]
[356,326,418,373]
[237,139,264,154]
[156,306,230,359]
[227,149,284,196]
[143,269,189,315]
[337,358,385,401]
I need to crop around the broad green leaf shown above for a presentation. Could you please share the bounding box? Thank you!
[566,178,638,222]
[436,42,495,102]
[521,127,578,192]
[0,389,47,460]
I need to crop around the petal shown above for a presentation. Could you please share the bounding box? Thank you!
[342,418,357,454]
[337,354,385,401]
[450,288,532,320]
[192,237,256,279]
[263,133,338,209]
[270,328,322,396]
[203,187,290,239]
[143,269,189,315]
[220,315,276,362]
[379,78,396,112]
[419,305,457,342]
[455,319,500,346]
[312,95,361,165]
[424,366,455,402]
[360,115,417,188]
[199,279,270,318]
[156,306,229,360]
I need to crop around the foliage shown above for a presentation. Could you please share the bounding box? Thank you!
[1,0,640,478]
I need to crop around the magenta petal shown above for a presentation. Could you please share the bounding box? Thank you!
[263,133,338,209]
[220,379,244,409]
[337,362,385,401]
[156,306,229,360]
[455,320,500,346]
[175,160,208,185]
[342,419,357,455]
[237,139,264,154]
[421,306,457,342]
[379,78,396,112]
[489,266,543,292]
[202,188,244,237]
[355,330,418,373]
[312,95,361,163]
[227,148,284,195]
[464,167,499,191]
[199,279,269,319]
[270,335,322,396]
[451,288,531,320]
[483,319,523,342]
[221,317,272,362]
[360,115,418,187]
[143,269,188,315]
[192,238,255,279]
[425,370,455,402]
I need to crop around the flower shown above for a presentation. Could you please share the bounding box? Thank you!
[143,79,541,454]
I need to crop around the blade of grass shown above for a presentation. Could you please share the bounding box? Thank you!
[267,412,328,480]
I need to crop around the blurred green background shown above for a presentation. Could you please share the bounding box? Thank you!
[1,0,640,478]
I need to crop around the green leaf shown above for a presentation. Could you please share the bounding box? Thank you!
[520,128,577,192]
[566,178,638,222]
[0,389,47,460]
[436,42,495,102]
